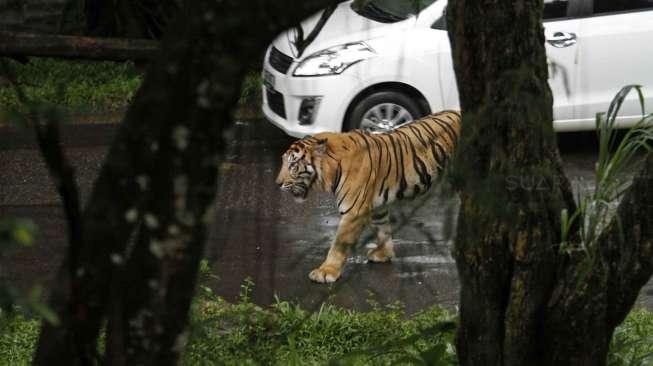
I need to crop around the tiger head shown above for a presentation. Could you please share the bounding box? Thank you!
[276,137,328,202]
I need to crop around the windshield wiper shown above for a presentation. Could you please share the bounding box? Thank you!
[357,3,407,23]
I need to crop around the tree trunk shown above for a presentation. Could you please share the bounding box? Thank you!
[447,1,653,365]
[542,154,653,364]
[85,0,185,39]
[33,1,338,365]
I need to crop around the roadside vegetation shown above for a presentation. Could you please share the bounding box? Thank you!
[0,58,142,112]
[2,288,652,366]
[2,260,653,365]
[1,275,457,366]
[0,58,262,116]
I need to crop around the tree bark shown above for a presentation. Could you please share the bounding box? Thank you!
[0,31,158,61]
[33,1,338,365]
[542,154,653,364]
[447,0,653,365]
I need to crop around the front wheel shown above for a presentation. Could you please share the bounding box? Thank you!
[344,91,424,132]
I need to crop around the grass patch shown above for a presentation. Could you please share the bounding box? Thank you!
[0,312,39,366]
[3,294,653,365]
[183,294,456,365]
[0,58,264,116]
[0,58,143,113]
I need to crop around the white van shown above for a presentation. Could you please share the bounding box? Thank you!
[262,0,653,138]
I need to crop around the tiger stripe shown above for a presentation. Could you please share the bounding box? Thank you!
[275,110,461,283]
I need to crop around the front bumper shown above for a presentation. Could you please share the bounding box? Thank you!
[261,50,365,138]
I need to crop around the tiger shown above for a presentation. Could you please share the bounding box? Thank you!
[275,110,461,283]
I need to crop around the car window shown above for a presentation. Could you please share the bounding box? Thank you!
[594,0,653,14]
[353,0,438,23]
[431,0,588,29]
[431,10,446,30]
[544,0,570,19]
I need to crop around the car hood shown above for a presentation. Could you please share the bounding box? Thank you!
[272,1,416,60]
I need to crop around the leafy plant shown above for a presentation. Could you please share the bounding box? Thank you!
[0,218,37,312]
[239,73,263,106]
[183,273,456,366]
[3,284,653,365]
[608,309,653,366]
[560,85,653,254]
[0,217,60,325]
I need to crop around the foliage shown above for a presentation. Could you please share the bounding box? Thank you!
[1,261,651,366]
[0,311,40,366]
[608,309,653,366]
[239,73,263,107]
[184,295,455,366]
[0,58,142,112]
[4,292,653,366]
[185,273,456,366]
[0,218,35,311]
[560,85,653,255]
[0,58,263,115]
[0,218,58,325]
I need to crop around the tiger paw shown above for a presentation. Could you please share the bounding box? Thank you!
[366,244,395,263]
[308,265,340,283]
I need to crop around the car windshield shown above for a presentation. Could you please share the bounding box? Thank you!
[352,0,438,23]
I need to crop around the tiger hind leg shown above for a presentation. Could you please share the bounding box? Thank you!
[367,207,395,263]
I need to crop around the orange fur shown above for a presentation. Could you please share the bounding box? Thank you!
[276,110,461,283]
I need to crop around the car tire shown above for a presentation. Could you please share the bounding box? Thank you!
[344,90,425,132]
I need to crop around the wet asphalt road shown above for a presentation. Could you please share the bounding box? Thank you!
[1,119,652,314]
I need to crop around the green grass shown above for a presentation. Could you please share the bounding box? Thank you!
[3,294,653,365]
[0,58,143,113]
[0,312,39,366]
[0,58,263,115]
[183,293,456,365]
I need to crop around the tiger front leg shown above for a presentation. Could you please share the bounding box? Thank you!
[367,207,395,263]
[309,213,368,283]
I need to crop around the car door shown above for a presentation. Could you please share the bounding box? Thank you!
[543,0,588,130]
[573,0,653,127]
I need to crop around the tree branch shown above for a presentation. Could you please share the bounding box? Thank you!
[602,153,653,327]
[0,31,158,61]
[0,59,87,362]
[33,1,340,364]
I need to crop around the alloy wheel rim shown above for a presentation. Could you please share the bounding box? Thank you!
[360,103,414,132]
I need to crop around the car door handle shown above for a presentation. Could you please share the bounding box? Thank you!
[547,32,577,48]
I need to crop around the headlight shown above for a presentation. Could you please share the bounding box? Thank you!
[293,42,376,76]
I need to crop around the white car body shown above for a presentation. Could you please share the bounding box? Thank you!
[262,0,653,138]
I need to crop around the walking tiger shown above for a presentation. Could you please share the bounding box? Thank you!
[276,110,461,283]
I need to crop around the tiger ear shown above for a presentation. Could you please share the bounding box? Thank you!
[313,138,328,156]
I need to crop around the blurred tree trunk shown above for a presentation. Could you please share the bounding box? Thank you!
[447,1,653,365]
[33,1,337,365]
[85,0,185,39]
[58,0,86,34]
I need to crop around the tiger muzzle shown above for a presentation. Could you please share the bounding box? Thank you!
[290,182,308,199]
